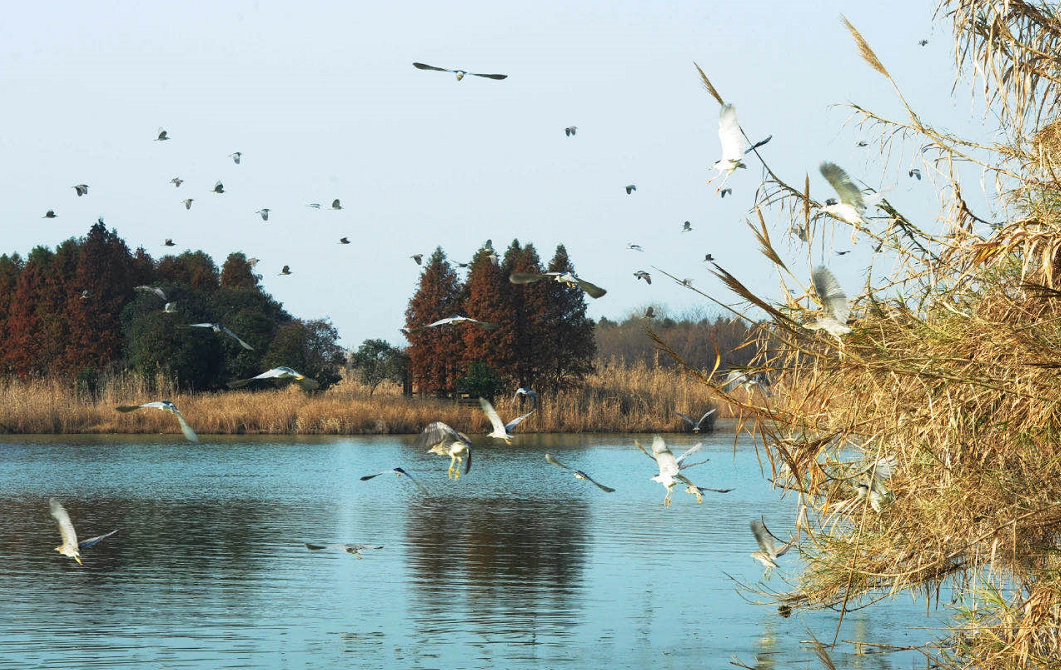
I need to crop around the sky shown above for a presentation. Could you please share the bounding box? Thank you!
[0,1,991,347]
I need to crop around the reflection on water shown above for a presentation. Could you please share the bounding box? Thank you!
[0,434,943,668]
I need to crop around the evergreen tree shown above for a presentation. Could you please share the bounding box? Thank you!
[220,252,259,290]
[3,247,51,376]
[539,244,596,390]
[404,247,464,394]
[261,318,345,390]
[37,238,80,370]
[0,253,23,372]
[504,240,549,387]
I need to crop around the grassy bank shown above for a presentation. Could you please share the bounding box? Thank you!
[0,359,758,437]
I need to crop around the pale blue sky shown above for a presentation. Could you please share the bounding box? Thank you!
[1,1,980,347]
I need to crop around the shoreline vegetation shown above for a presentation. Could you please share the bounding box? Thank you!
[0,359,760,437]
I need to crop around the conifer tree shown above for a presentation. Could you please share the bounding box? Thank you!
[3,247,51,376]
[37,238,80,371]
[504,240,549,387]
[0,253,23,372]
[220,252,259,290]
[539,244,596,390]
[461,241,515,379]
[404,247,464,394]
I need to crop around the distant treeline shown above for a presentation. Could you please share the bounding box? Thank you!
[595,309,756,371]
[0,222,344,390]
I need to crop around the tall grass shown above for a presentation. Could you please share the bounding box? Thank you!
[0,359,759,436]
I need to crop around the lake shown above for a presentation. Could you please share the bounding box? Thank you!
[0,431,943,669]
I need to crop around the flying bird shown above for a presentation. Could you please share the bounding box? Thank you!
[279,265,292,275]
[750,518,794,570]
[513,387,539,407]
[230,151,242,164]
[703,253,714,262]
[189,322,255,350]
[163,239,175,247]
[627,244,643,252]
[480,397,534,443]
[642,306,656,319]
[856,140,869,147]
[115,400,199,442]
[819,162,888,243]
[171,177,183,187]
[635,436,705,506]
[49,498,118,565]
[707,104,748,192]
[307,203,322,209]
[835,250,851,256]
[681,221,693,232]
[339,237,350,245]
[163,302,177,313]
[212,181,224,194]
[625,184,636,194]
[918,39,929,46]
[330,199,342,210]
[634,270,651,284]
[412,62,507,80]
[721,371,771,395]
[411,254,423,265]
[908,168,922,180]
[545,454,615,492]
[806,266,852,337]
[406,315,498,333]
[720,188,732,198]
[564,126,577,137]
[509,271,607,299]
[182,198,194,210]
[73,184,89,197]
[227,366,319,391]
[304,543,383,558]
[247,258,260,268]
[80,290,89,300]
[134,285,167,301]
[43,210,56,219]
[416,421,472,479]
[684,484,734,501]
[256,208,270,222]
[674,409,716,433]
[155,128,170,141]
[359,467,430,494]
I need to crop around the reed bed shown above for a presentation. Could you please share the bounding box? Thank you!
[0,359,758,436]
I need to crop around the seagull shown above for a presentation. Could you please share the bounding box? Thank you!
[703,253,715,262]
[412,62,507,80]
[684,484,734,501]
[307,203,321,209]
[487,252,499,264]
[411,254,423,265]
[642,306,656,319]
[681,221,693,232]
[708,104,747,192]
[918,39,929,46]
[625,184,636,194]
[339,237,350,245]
[247,258,260,268]
[456,262,470,268]
[908,168,922,180]
[856,140,869,147]
[256,208,270,222]
[182,199,194,210]
[854,455,897,512]
[279,265,292,275]
[171,177,183,187]
[674,409,716,433]
[304,543,384,558]
[49,498,118,565]
[80,290,89,300]
[73,184,89,197]
[545,454,615,492]
[627,243,644,252]
[480,397,534,443]
[212,180,224,194]
[331,199,342,210]
[406,315,499,333]
[819,162,888,243]
[227,366,319,391]
[635,436,705,506]
[163,239,175,247]
[189,322,255,350]
[720,188,733,198]
[513,387,539,407]
[155,128,170,141]
[634,270,651,284]
[134,285,167,301]
[564,126,577,137]
[115,400,199,442]
[750,519,793,569]
[509,271,607,299]
[359,467,430,494]
[806,266,852,337]
[416,421,472,479]
[43,210,56,219]
[721,371,771,395]
[230,151,242,164]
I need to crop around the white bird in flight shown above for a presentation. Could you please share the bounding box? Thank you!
[171,177,183,187]
[819,162,889,243]
[479,397,534,443]
[227,366,319,391]
[806,266,852,338]
[635,436,707,505]
[359,467,430,494]
[230,151,242,164]
[73,184,89,197]
[134,285,167,301]
[412,62,508,80]
[750,518,794,570]
[416,421,472,479]
[189,322,255,350]
[627,243,643,252]
[545,454,615,492]
[513,386,539,406]
[406,315,498,333]
[634,270,651,284]
[115,400,199,442]
[49,498,118,565]
[674,408,716,433]
[509,271,607,299]
[721,371,771,396]
[256,208,270,222]
[182,198,194,210]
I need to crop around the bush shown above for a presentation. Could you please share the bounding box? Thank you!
[457,361,502,401]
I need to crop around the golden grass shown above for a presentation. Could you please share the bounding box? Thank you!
[0,359,760,437]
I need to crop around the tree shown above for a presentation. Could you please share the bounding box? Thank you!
[348,339,407,395]
[456,361,503,401]
[127,310,223,390]
[538,244,596,390]
[404,247,464,394]
[261,318,345,391]
[3,247,51,376]
[504,240,549,387]
[220,252,260,290]
[0,253,23,372]
[461,241,516,378]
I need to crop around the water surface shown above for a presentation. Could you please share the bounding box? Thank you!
[0,432,943,668]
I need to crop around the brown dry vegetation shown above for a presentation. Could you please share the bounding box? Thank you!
[688,2,1061,668]
[0,359,761,436]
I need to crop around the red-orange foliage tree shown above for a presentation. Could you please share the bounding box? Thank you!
[3,248,50,376]
[461,241,516,378]
[404,247,464,394]
[504,240,550,387]
[0,253,22,372]
[37,239,80,370]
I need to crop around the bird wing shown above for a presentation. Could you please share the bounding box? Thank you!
[673,411,696,427]
[678,458,710,471]
[574,277,607,299]
[171,408,199,443]
[819,162,865,209]
[652,436,679,476]
[478,397,509,435]
[545,453,573,470]
[49,499,78,548]
[699,487,734,494]
[425,317,455,328]
[415,421,460,450]
[675,442,704,465]
[469,72,508,80]
[812,266,850,324]
[471,318,499,330]
[188,323,215,329]
[400,470,431,494]
[509,273,545,285]
[750,519,777,556]
[78,529,118,550]
[115,404,146,412]
[412,62,452,72]
[504,409,534,433]
[220,326,254,351]
[135,286,167,300]
[582,473,616,493]
[718,104,746,161]
[696,409,717,430]
[359,471,395,481]
[745,134,772,153]
[633,439,656,461]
